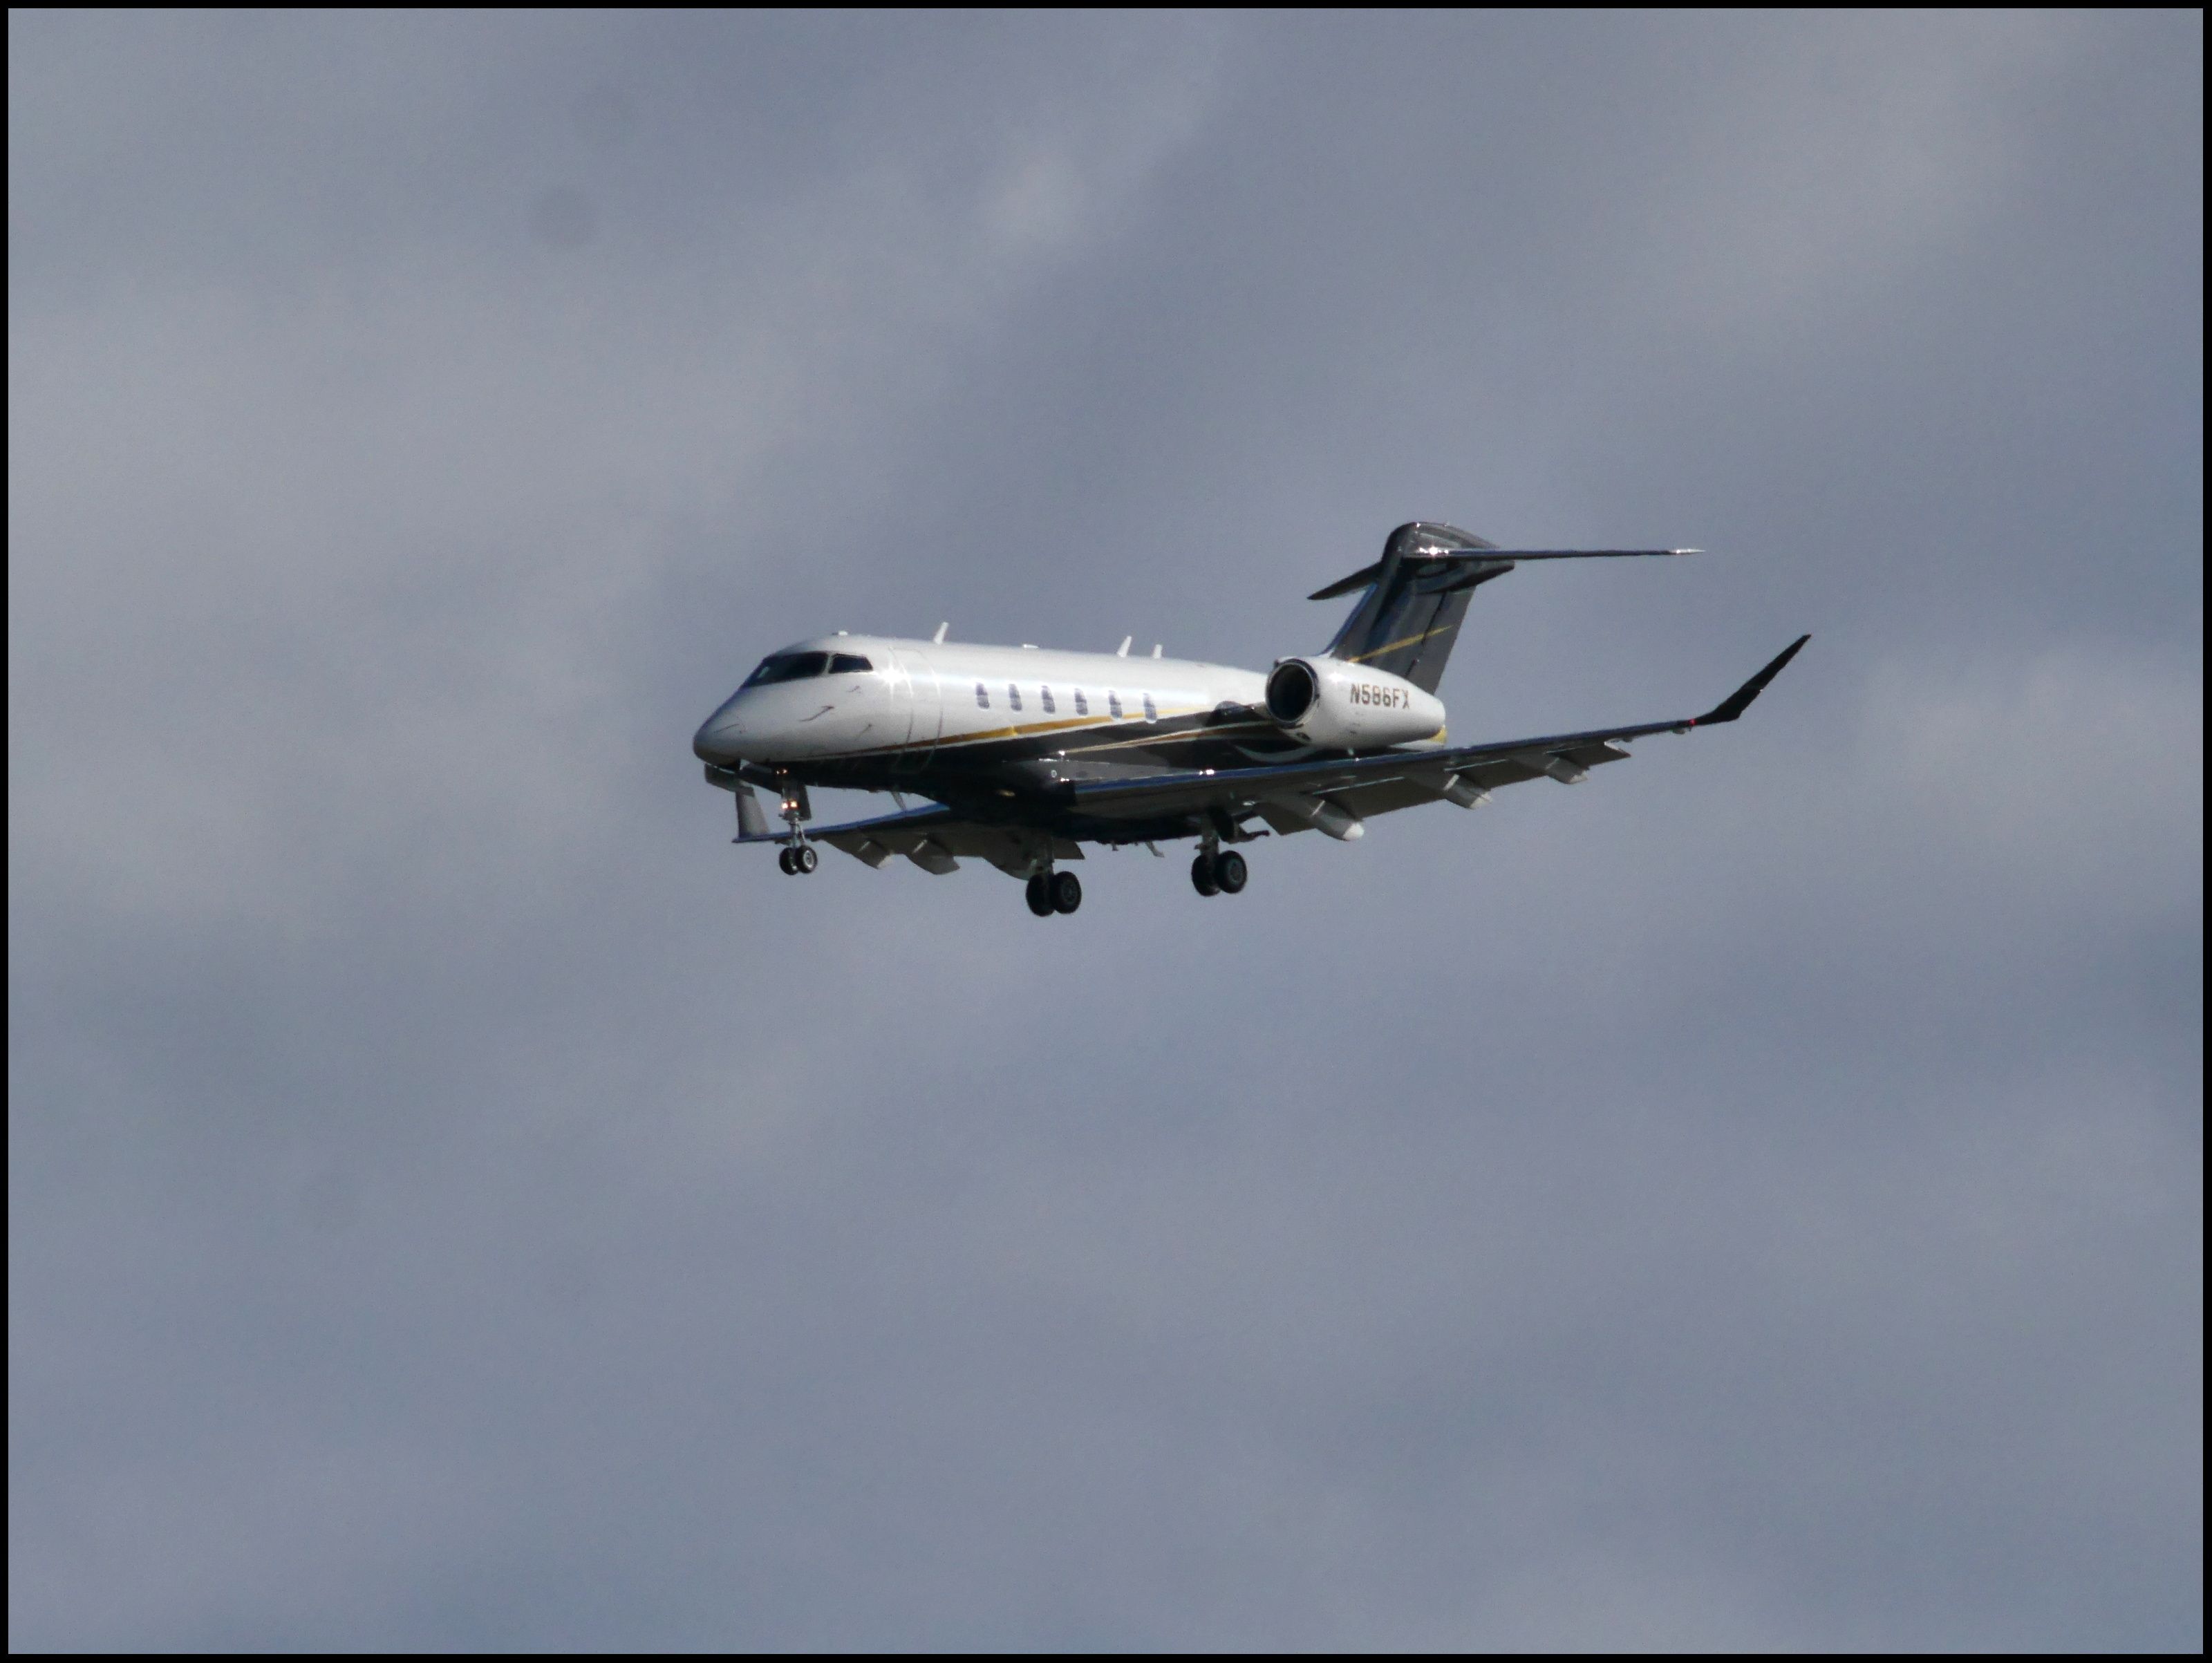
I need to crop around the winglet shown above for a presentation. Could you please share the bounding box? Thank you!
[1684,635,1810,729]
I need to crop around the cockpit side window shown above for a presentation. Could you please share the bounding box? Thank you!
[827,653,873,675]
[742,650,831,687]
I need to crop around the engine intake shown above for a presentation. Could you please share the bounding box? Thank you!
[1265,659,1318,724]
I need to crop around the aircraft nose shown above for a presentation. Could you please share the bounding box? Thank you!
[693,711,746,766]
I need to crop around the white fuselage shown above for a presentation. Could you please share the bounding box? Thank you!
[692,634,1445,776]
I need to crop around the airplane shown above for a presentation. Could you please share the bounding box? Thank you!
[691,521,1808,917]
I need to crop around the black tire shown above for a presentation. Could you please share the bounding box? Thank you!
[1026,874,1056,917]
[795,844,818,874]
[1215,849,1247,894]
[1051,870,1082,914]
[778,847,796,874]
[1190,852,1219,897]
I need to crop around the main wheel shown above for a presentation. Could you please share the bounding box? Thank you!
[1214,849,1247,894]
[1026,874,1056,917]
[778,846,797,874]
[1051,870,1082,914]
[794,844,818,874]
[1190,852,1219,897]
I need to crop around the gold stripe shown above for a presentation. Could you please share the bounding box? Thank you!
[1345,623,1452,664]
[834,707,1233,760]
[837,715,1099,758]
[1062,720,1274,758]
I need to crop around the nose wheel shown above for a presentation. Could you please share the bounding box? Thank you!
[779,843,818,875]
[1192,849,1247,896]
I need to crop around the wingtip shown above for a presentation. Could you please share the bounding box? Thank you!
[1691,633,1812,726]
[1759,632,1812,673]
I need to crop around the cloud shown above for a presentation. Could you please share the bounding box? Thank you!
[1615,13,2085,349]
[9,12,2200,1651]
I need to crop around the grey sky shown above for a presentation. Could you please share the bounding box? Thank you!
[8,12,2200,1649]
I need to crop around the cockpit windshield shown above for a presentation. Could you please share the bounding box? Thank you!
[742,650,832,687]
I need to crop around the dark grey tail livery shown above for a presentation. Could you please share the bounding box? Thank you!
[1314,523,1700,693]
[1316,522,1501,693]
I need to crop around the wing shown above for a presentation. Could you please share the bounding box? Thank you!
[733,797,1085,876]
[1067,635,1811,830]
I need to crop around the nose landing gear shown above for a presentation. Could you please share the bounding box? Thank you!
[772,770,817,874]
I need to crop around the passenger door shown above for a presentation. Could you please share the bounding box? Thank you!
[889,649,943,772]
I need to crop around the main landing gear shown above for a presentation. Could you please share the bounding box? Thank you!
[778,843,818,875]
[1025,870,1082,917]
[1191,847,1247,898]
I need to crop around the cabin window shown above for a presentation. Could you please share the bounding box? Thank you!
[1040,686,1056,714]
[1074,688,1089,716]
[827,652,873,675]
[742,650,830,688]
[975,682,989,708]
[1108,691,1123,720]
[1009,684,1022,711]
[1143,693,1158,722]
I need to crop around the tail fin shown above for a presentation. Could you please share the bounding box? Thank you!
[1315,523,1500,693]
[1313,523,1697,693]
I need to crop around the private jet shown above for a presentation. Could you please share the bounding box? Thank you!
[692,522,1807,916]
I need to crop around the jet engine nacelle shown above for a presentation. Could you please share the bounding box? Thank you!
[1264,657,1446,750]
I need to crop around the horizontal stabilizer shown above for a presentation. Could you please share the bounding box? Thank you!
[1308,548,1696,601]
